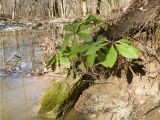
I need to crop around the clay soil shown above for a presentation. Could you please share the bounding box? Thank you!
[74,27,160,120]
[74,1,160,119]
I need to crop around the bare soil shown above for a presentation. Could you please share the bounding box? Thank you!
[106,0,160,40]
[74,26,160,120]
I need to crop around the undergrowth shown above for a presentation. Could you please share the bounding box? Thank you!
[46,14,140,80]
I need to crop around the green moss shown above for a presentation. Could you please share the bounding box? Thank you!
[39,82,69,116]
[38,78,89,119]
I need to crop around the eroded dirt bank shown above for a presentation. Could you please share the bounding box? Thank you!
[74,2,160,119]
[74,27,160,120]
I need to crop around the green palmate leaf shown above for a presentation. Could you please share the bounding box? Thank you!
[51,60,56,71]
[46,54,59,71]
[116,38,129,44]
[87,53,96,67]
[87,14,98,22]
[83,14,91,21]
[91,36,107,47]
[59,56,70,68]
[72,23,79,33]
[78,44,91,53]
[79,24,89,33]
[92,26,100,33]
[97,50,106,62]
[69,39,79,59]
[51,58,57,71]
[97,35,108,41]
[71,20,80,33]
[61,34,73,52]
[92,40,106,47]
[101,45,117,68]
[86,46,96,55]
[115,43,140,59]
[46,55,56,67]
[78,33,93,42]
[64,25,71,32]
[56,54,60,66]
[86,43,107,55]
[116,38,132,48]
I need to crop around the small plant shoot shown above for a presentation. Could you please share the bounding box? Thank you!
[46,14,140,75]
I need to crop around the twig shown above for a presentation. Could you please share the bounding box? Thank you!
[143,104,160,116]
[133,7,158,38]
[94,81,119,86]
[132,98,160,115]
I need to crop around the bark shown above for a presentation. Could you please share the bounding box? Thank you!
[81,0,87,16]
[60,0,66,18]
[12,0,16,19]
[96,0,101,15]
[53,0,60,17]
[106,0,160,40]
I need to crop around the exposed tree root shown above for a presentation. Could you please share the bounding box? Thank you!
[105,0,160,40]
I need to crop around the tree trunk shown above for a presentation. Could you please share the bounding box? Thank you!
[106,0,160,40]
[53,0,60,17]
[60,0,66,18]
[96,0,101,15]
[81,0,87,16]
[12,0,16,19]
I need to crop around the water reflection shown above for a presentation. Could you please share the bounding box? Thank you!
[0,29,89,120]
[63,109,90,120]
[0,29,60,120]
[0,29,62,74]
[0,76,54,120]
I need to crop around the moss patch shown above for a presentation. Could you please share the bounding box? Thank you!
[38,78,89,119]
[39,81,69,118]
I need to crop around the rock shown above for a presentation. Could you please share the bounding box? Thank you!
[147,60,159,78]
[75,77,134,120]
[38,78,89,119]
[38,81,69,119]
[135,87,146,95]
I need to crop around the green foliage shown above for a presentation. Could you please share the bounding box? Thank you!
[115,39,140,59]
[101,45,117,68]
[46,14,140,75]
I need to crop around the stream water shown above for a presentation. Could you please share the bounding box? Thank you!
[0,29,89,120]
